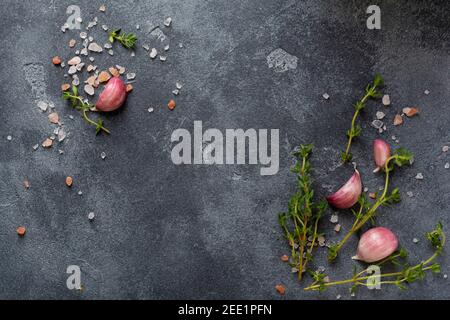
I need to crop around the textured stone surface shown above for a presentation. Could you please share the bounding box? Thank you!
[0,0,449,299]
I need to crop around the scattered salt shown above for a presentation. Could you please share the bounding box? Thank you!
[330,214,338,224]
[84,85,95,96]
[371,120,384,129]
[376,111,386,120]
[164,17,172,27]
[88,42,103,52]
[58,129,67,142]
[38,101,48,112]
[150,48,157,59]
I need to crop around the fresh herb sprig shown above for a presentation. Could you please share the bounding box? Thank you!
[62,86,110,134]
[279,144,328,281]
[305,223,445,292]
[341,74,384,163]
[328,147,414,261]
[108,29,137,49]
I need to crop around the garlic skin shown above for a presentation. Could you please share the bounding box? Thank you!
[96,77,127,112]
[326,170,362,209]
[373,139,391,171]
[353,227,398,263]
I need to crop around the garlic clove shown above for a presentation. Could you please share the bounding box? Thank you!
[354,227,398,263]
[373,139,391,171]
[326,170,362,209]
[96,77,127,112]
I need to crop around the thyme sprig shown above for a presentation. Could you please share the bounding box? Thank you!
[341,74,384,163]
[328,147,414,261]
[62,86,110,134]
[279,144,328,281]
[305,223,445,292]
[108,29,137,49]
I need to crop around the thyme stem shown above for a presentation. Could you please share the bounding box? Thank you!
[341,74,384,163]
[278,144,328,283]
[62,86,110,135]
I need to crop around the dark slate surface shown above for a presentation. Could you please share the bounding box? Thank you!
[0,0,449,300]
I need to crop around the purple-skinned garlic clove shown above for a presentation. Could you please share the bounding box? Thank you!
[326,170,362,209]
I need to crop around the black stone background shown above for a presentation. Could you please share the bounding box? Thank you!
[0,0,449,299]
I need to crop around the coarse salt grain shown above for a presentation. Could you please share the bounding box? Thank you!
[164,17,172,27]
[330,214,338,224]
[371,120,383,129]
[376,111,385,120]
[150,48,157,59]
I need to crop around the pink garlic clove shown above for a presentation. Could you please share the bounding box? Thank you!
[353,227,398,263]
[96,77,127,112]
[326,170,362,209]
[373,139,391,171]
